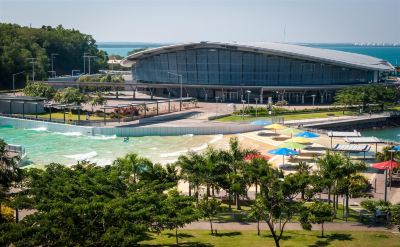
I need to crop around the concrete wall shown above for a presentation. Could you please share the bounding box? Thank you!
[0,116,262,137]
[0,101,45,114]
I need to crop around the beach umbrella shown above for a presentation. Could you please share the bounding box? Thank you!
[250,120,272,126]
[280,128,302,137]
[393,146,400,151]
[279,142,306,150]
[287,137,312,144]
[268,147,299,165]
[295,131,320,138]
[265,123,286,133]
[372,160,399,170]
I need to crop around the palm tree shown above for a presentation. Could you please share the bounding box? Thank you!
[176,152,205,202]
[316,151,344,207]
[226,137,258,210]
[112,153,152,184]
[335,158,369,217]
[89,91,107,113]
[294,161,312,200]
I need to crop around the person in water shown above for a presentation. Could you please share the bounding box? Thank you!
[123,137,129,142]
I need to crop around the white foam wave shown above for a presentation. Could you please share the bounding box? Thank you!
[150,147,158,150]
[89,135,117,140]
[209,134,223,144]
[90,158,113,166]
[160,149,188,158]
[53,132,83,137]
[189,143,208,152]
[64,151,97,161]
[182,134,194,137]
[27,127,47,131]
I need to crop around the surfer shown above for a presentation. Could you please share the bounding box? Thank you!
[123,137,129,142]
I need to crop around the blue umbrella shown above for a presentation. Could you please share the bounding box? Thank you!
[393,146,400,151]
[295,131,320,138]
[250,120,272,126]
[268,148,299,165]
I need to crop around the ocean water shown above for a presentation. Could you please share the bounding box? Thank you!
[0,125,225,167]
[98,42,400,66]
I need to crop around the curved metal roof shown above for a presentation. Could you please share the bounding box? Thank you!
[121,41,395,71]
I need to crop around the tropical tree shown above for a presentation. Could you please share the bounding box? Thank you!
[89,91,107,113]
[256,169,303,247]
[157,189,198,245]
[53,87,87,105]
[23,82,56,99]
[293,161,313,200]
[316,151,345,208]
[0,139,22,223]
[176,152,205,200]
[197,197,221,235]
[112,153,152,184]
[301,201,335,237]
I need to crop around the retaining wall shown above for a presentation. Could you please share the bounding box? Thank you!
[0,116,262,137]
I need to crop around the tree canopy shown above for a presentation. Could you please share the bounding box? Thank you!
[0,23,107,89]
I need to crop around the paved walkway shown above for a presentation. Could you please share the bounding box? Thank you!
[184,221,391,232]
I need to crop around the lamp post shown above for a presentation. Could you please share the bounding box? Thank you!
[168,72,183,111]
[254,97,259,118]
[51,53,58,78]
[12,71,24,95]
[215,96,220,116]
[241,100,246,119]
[385,149,396,202]
[311,94,316,107]
[27,58,37,81]
[246,90,251,109]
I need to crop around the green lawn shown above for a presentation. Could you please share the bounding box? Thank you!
[140,230,400,247]
[216,111,353,123]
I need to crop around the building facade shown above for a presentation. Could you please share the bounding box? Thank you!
[121,42,394,103]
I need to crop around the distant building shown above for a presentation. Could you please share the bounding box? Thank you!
[121,42,395,103]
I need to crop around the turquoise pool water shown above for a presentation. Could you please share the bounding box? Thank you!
[0,125,225,167]
[362,127,400,143]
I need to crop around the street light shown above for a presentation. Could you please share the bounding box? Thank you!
[246,90,251,109]
[254,97,259,118]
[51,53,58,78]
[12,71,24,95]
[385,149,396,202]
[241,100,246,119]
[215,96,220,116]
[168,72,183,111]
[27,58,37,81]
[311,94,316,107]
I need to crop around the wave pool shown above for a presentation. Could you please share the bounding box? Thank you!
[0,125,226,167]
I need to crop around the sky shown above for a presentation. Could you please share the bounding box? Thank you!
[1,0,399,43]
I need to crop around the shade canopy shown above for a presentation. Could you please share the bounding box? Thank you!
[279,142,307,150]
[295,131,320,138]
[372,161,399,170]
[265,124,286,130]
[268,147,299,156]
[287,137,312,144]
[250,120,272,126]
[280,128,302,135]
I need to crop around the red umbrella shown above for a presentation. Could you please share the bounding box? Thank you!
[244,153,270,161]
[372,161,399,170]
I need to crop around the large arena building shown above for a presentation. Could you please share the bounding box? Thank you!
[121,42,394,104]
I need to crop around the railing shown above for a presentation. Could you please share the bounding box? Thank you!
[6,144,25,157]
